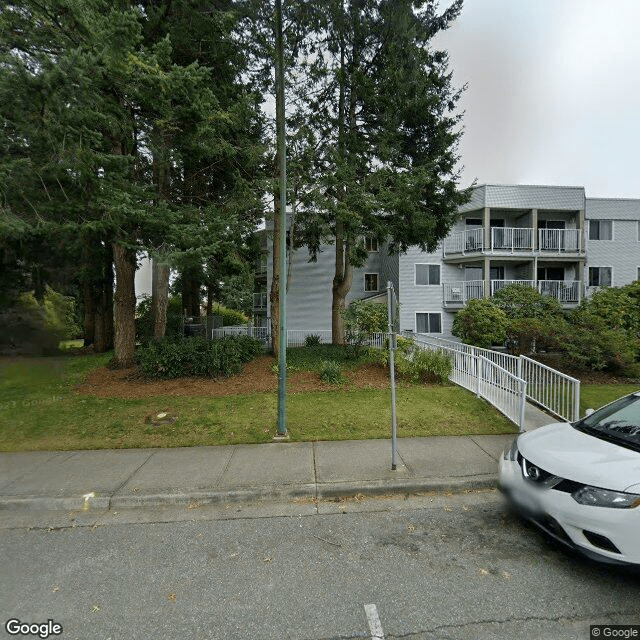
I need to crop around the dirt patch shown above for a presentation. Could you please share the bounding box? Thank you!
[76,355,393,399]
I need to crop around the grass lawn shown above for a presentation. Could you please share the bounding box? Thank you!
[0,352,518,452]
[580,383,639,415]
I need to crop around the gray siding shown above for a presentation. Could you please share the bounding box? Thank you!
[586,198,640,220]
[267,242,395,331]
[398,247,452,335]
[459,184,585,212]
[585,219,639,288]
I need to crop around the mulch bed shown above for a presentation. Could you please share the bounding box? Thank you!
[76,355,393,399]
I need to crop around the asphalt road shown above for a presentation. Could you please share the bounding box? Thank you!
[1,490,639,640]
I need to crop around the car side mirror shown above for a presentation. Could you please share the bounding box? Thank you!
[585,408,595,417]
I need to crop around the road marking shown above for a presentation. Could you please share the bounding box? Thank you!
[364,603,385,640]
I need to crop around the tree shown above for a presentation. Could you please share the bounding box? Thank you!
[1,1,265,365]
[293,0,470,343]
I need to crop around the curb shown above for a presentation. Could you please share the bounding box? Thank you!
[0,475,498,512]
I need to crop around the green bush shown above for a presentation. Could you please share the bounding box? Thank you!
[373,337,452,384]
[211,304,249,327]
[561,311,639,375]
[318,359,343,384]
[135,335,263,379]
[304,334,322,347]
[452,298,508,349]
[395,344,452,384]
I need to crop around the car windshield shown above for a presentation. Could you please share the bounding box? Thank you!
[574,393,640,452]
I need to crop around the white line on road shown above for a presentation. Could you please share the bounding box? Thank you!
[364,603,385,640]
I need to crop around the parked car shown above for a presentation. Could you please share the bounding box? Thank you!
[499,391,640,566]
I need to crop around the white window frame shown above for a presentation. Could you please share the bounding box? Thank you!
[415,312,442,334]
[364,273,379,292]
[588,266,613,287]
[415,263,441,286]
[365,237,379,252]
[588,219,613,241]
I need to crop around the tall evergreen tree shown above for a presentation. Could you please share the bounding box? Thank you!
[293,0,471,343]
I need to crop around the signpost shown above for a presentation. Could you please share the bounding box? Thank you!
[387,282,398,470]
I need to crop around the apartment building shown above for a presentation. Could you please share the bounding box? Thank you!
[255,184,640,339]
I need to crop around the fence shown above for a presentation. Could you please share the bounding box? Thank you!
[410,334,526,429]
[410,333,581,424]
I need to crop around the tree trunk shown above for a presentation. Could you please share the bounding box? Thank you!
[83,281,95,347]
[151,258,170,340]
[112,242,137,368]
[331,223,352,345]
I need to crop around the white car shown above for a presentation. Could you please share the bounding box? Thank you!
[498,391,640,566]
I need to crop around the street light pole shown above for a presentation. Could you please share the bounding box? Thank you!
[275,0,287,437]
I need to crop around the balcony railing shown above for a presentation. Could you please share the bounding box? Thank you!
[443,227,583,256]
[253,292,267,310]
[538,228,581,252]
[444,280,582,306]
[491,227,533,252]
[443,280,484,305]
[443,228,484,255]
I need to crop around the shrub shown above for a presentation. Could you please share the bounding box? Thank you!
[343,299,391,356]
[493,283,564,319]
[394,344,452,384]
[318,359,343,384]
[304,334,322,347]
[452,298,508,349]
[561,311,639,375]
[135,335,263,379]
[211,304,249,327]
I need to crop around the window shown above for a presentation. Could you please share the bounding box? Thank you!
[415,264,440,285]
[466,218,482,227]
[416,313,442,333]
[364,273,379,292]
[365,237,379,252]
[637,266,640,281]
[589,220,613,240]
[588,267,612,287]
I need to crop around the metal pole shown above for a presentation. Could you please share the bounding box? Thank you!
[388,282,397,470]
[275,0,287,436]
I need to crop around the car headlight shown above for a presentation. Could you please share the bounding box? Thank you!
[572,486,640,509]
[503,437,519,461]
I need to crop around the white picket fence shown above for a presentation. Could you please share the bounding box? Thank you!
[410,333,580,425]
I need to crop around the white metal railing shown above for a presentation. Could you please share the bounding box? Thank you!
[520,356,580,423]
[490,279,535,296]
[443,228,484,255]
[410,333,580,425]
[538,228,581,253]
[538,280,581,304]
[491,227,533,252]
[443,280,484,305]
[212,325,270,343]
[410,334,526,429]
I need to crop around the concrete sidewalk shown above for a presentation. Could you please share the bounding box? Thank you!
[0,403,554,513]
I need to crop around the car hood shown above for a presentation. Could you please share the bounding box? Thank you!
[518,422,640,492]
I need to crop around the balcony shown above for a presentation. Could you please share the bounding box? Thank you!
[253,292,267,311]
[443,228,583,258]
[443,280,582,307]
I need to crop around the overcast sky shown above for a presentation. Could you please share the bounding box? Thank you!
[434,0,640,198]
